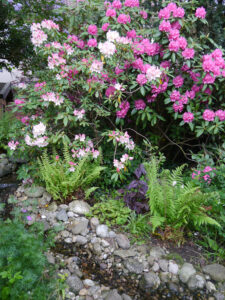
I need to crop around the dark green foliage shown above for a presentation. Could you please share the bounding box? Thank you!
[0,219,55,300]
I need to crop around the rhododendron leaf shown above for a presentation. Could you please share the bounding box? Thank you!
[189,123,194,131]
[163,52,170,60]
[202,85,207,92]
[131,109,137,116]
[140,86,146,96]
[196,129,204,137]
[172,53,176,63]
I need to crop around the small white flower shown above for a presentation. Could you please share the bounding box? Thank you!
[172,181,177,186]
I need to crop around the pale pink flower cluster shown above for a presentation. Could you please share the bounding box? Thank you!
[109,131,135,150]
[73,109,85,120]
[107,30,120,42]
[98,41,116,57]
[113,154,133,172]
[8,141,19,151]
[31,20,59,47]
[41,20,59,30]
[192,166,216,184]
[34,82,46,91]
[32,122,46,138]
[146,65,162,82]
[90,60,104,73]
[41,92,64,106]
[48,53,66,69]
[17,83,27,89]
[72,136,99,159]
[75,134,86,142]
[25,122,48,148]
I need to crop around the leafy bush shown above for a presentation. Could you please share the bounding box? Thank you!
[144,157,220,232]
[38,143,105,201]
[0,218,55,300]
[89,198,131,226]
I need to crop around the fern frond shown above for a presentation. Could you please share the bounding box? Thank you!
[85,187,98,199]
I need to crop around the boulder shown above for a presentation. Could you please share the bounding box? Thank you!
[179,263,196,283]
[203,264,225,282]
[68,200,90,215]
[116,234,130,250]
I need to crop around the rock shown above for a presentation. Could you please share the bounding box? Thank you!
[169,282,179,293]
[39,192,52,206]
[206,281,216,292]
[168,261,179,275]
[105,289,122,300]
[160,272,170,283]
[69,200,90,215]
[109,230,116,238]
[61,230,70,238]
[73,235,88,245]
[24,186,45,198]
[83,279,95,287]
[79,289,88,296]
[65,238,72,244]
[67,275,84,293]
[152,262,160,272]
[71,218,89,236]
[188,274,206,290]
[140,272,160,290]
[67,211,74,218]
[147,256,155,266]
[203,264,225,282]
[90,217,99,231]
[46,253,55,264]
[158,259,169,272]
[56,210,68,222]
[149,247,166,260]
[124,258,144,274]
[96,224,109,238]
[101,239,110,248]
[0,158,16,177]
[122,294,132,300]
[93,243,102,256]
[116,234,130,250]
[214,293,225,300]
[47,202,58,212]
[179,263,196,283]
[114,249,136,259]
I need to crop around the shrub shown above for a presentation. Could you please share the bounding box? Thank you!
[144,157,220,232]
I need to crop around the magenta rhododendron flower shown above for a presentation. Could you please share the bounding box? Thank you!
[106,8,116,17]
[124,0,139,7]
[88,25,98,35]
[173,102,183,112]
[195,7,206,19]
[127,29,136,39]
[203,109,215,121]
[173,7,185,18]
[116,101,130,118]
[169,29,180,41]
[112,0,122,9]
[182,48,195,59]
[159,20,171,32]
[183,112,194,123]
[203,73,215,84]
[117,14,131,24]
[14,99,25,105]
[102,23,110,31]
[203,166,213,173]
[140,10,148,19]
[169,40,180,52]
[135,99,146,110]
[136,74,147,85]
[173,75,184,88]
[170,90,181,102]
[215,110,225,121]
[158,7,170,19]
[87,38,97,48]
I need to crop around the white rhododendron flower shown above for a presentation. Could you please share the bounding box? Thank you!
[32,122,46,138]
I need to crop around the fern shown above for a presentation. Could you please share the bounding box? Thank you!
[144,157,220,232]
[38,145,105,201]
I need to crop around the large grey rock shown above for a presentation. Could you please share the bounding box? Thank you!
[67,275,84,293]
[188,274,206,290]
[214,293,225,300]
[116,234,130,250]
[179,263,196,283]
[71,218,89,236]
[114,249,136,259]
[56,210,68,222]
[140,272,160,290]
[24,186,45,198]
[168,261,179,275]
[124,258,144,274]
[206,281,216,292]
[73,235,87,245]
[90,217,99,231]
[96,224,109,238]
[0,158,16,177]
[203,264,225,282]
[149,247,166,260]
[47,202,58,212]
[122,294,132,300]
[105,289,122,300]
[68,200,90,215]
[158,259,169,272]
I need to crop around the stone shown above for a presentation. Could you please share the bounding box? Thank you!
[67,211,74,218]
[24,186,45,198]
[93,243,102,256]
[179,263,196,283]
[71,218,89,236]
[206,281,216,293]
[74,235,88,245]
[67,275,84,293]
[188,274,206,290]
[47,202,58,212]
[39,192,52,206]
[114,249,136,259]
[69,200,91,215]
[46,253,55,264]
[0,158,16,177]
[79,289,88,296]
[56,210,68,222]
[101,239,110,248]
[152,262,160,272]
[96,224,109,238]
[168,261,179,275]
[203,264,225,282]
[109,231,116,238]
[124,258,144,274]
[149,247,166,260]
[83,279,95,287]
[169,282,179,293]
[122,294,132,300]
[158,259,169,272]
[116,234,130,250]
[61,230,70,238]
[147,256,155,266]
[140,272,160,290]
[214,293,225,300]
[160,272,170,283]
[105,289,122,300]
[90,217,99,231]
[65,238,72,244]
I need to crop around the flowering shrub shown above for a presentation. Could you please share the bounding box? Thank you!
[10,0,225,180]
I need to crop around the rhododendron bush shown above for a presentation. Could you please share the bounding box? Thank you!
[10,0,225,180]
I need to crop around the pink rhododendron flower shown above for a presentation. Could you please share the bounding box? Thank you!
[135,99,146,110]
[169,40,180,52]
[115,67,124,74]
[140,10,148,19]
[203,73,215,84]
[116,101,130,118]
[173,7,185,18]
[203,174,211,183]
[195,7,206,19]
[14,99,25,105]
[203,166,213,173]
[127,30,136,39]
[160,61,171,69]
[31,28,47,46]
[74,109,85,120]
[171,21,181,30]
[183,112,194,123]
[106,8,116,17]
[192,170,201,179]
[173,102,184,112]
[215,110,225,121]
[203,109,215,121]
[41,20,59,30]
[98,41,116,57]
[124,0,139,7]
[117,14,131,24]
[88,25,98,35]
[112,0,122,9]
[169,29,180,41]
[90,60,103,73]
[159,20,171,32]
[105,86,116,97]
[136,74,147,85]
[182,48,195,59]
[167,3,177,12]
[173,75,184,88]
[102,23,110,31]
[170,90,181,102]
[87,38,97,48]
[42,92,64,106]
[158,7,170,19]
[8,141,19,150]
